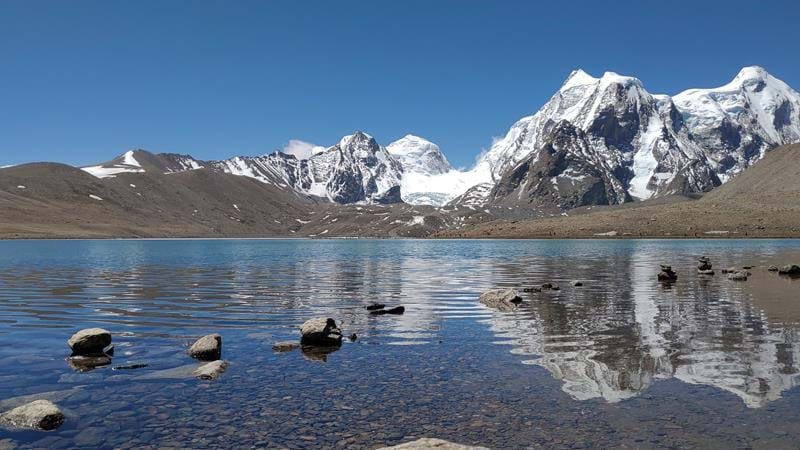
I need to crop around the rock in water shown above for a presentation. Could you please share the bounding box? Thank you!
[370,306,405,315]
[768,265,779,272]
[272,341,300,353]
[188,334,222,361]
[193,360,229,380]
[522,286,542,293]
[697,257,713,273]
[479,289,522,311]
[721,267,737,274]
[67,328,111,356]
[657,265,678,282]
[571,281,583,287]
[0,400,65,431]
[378,438,489,449]
[541,282,560,291]
[300,318,343,346]
[366,303,386,311]
[727,271,749,281]
[778,264,800,275]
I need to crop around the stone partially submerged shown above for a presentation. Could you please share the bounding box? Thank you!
[300,318,343,346]
[727,271,750,281]
[188,334,222,361]
[0,400,65,431]
[657,265,678,282]
[67,328,112,356]
[479,289,522,312]
[378,438,489,450]
[778,264,800,276]
[193,360,229,380]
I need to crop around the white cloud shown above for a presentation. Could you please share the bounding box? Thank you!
[282,140,326,160]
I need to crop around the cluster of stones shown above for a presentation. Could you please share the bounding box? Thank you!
[697,257,715,275]
[0,327,235,432]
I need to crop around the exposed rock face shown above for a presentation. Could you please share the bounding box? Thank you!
[378,438,489,450]
[188,334,222,361]
[193,360,228,380]
[299,318,343,346]
[67,328,112,355]
[0,400,65,431]
[487,121,629,211]
[479,289,523,311]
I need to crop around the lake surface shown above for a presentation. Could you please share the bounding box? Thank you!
[1,239,800,449]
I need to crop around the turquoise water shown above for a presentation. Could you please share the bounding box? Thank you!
[1,239,800,448]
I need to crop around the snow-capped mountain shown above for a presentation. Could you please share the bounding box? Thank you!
[79,66,800,212]
[82,150,203,178]
[672,66,800,182]
[213,132,404,204]
[387,135,452,176]
[385,134,491,205]
[470,66,800,209]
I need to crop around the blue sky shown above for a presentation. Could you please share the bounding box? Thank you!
[1,0,798,168]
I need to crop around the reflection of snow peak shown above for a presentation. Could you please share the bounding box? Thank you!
[486,254,800,408]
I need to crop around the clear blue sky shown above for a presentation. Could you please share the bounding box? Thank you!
[1,0,798,168]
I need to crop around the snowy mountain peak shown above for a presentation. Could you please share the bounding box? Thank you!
[734,65,770,83]
[387,135,452,176]
[562,69,597,90]
[598,71,644,89]
[337,131,375,150]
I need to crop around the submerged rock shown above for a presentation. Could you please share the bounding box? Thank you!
[300,318,343,346]
[188,334,222,361]
[727,271,750,281]
[272,341,300,353]
[0,400,65,431]
[721,267,738,274]
[194,360,229,380]
[698,269,715,276]
[378,438,489,449]
[67,355,112,372]
[370,306,405,315]
[522,286,542,293]
[479,289,522,311]
[67,328,111,356]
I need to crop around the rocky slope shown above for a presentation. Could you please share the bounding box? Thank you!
[0,152,490,239]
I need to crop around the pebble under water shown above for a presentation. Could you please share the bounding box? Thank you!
[1,239,800,449]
